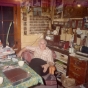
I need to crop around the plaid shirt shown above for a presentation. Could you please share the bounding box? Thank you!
[26,46,54,63]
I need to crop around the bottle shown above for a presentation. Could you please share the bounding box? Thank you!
[0,40,3,48]
[0,40,3,53]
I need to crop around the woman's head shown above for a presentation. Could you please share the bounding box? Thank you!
[38,38,47,50]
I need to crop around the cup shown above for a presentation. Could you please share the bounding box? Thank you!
[18,61,24,67]
[0,77,3,84]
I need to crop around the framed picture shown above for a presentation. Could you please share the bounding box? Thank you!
[53,21,59,25]
[56,0,62,7]
[72,20,77,29]
[77,20,83,29]
[64,21,72,28]
[24,27,27,30]
[24,31,27,35]
[56,26,61,34]
[24,22,27,26]
[84,22,88,29]
[33,0,41,6]
[33,7,42,16]
[23,12,27,16]
[85,17,88,22]
[58,21,64,26]
[23,16,27,21]
[55,0,63,15]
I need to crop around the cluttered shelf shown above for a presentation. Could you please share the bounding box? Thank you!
[46,40,70,86]
[47,45,69,56]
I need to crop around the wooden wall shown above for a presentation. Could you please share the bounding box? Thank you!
[0,0,20,4]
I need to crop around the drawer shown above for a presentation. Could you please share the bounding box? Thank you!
[69,63,86,76]
[70,56,87,68]
[69,69,86,83]
[75,79,85,85]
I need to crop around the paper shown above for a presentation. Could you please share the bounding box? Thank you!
[0,64,4,67]
[77,38,81,45]
[66,34,73,41]
[0,59,10,62]
[12,58,18,62]
[60,34,66,41]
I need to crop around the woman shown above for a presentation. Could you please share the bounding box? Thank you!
[17,38,54,76]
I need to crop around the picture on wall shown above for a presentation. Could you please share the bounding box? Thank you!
[33,0,41,6]
[24,31,27,35]
[33,7,42,16]
[84,23,88,29]
[23,16,27,21]
[84,17,88,22]
[53,21,59,25]
[77,20,83,29]
[56,26,61,34]
[72,20,76,29]
[24,22,27,26]
[56,0,62,7]
[24,27,27,30]
[55,0,63,15]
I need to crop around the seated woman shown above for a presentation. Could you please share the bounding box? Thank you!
[17,38,55,76]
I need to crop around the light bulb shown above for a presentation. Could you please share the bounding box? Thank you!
[77,4,81,7]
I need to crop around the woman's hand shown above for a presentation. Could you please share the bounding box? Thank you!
[41,64,49,73]
[17,51,22,58]
[17,47,26,58]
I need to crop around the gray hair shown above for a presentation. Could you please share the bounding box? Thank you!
[38,38,47,45]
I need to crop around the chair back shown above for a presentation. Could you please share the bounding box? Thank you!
[22,50,56,63]
[22,50,34,63]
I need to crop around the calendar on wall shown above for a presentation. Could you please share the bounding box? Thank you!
[29,16,50,34]
[22,14,51,35]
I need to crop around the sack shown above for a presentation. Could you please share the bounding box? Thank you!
[61,74,76,88]
[45,74,57,86]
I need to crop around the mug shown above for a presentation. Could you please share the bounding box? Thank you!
[18,61,24,67]
[0,77,3,84]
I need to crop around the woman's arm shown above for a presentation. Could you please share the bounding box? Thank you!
[17,46,36,58]
[17,47,27,58]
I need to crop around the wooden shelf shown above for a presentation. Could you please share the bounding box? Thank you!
[47,45,69,56]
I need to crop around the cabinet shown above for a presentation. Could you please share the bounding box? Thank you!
[68,56,88,85]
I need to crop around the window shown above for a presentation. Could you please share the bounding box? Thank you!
[0,6,14,47]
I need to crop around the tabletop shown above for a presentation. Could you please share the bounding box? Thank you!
[0,59,43,88]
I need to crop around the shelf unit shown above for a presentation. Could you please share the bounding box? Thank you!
[55,51,69,82]
[47,45,69,84]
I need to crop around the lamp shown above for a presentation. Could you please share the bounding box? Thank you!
[77,3,81,7]
[6,22,12,46]
[21,0,31,13]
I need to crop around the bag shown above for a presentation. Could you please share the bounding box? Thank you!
[61,74,76,88]
[45,74,57,86]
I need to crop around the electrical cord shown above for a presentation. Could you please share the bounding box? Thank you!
[30,34,43,46]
